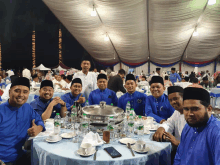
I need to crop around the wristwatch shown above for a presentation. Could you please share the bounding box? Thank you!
[61,103,66,107]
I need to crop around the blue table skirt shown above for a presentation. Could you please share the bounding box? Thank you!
[32,130,171,165]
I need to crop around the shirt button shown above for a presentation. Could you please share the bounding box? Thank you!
[195,132,196,134]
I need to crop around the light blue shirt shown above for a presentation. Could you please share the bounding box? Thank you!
[170,73,181,84]
[0,101,45,163]
[174,115,220,165]
[145,94,175,123]
[88,88,118,106]
[61,92,85,111]
[118,91,147,116]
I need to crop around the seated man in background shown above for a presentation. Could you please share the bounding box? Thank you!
[0,77,45,165]
[30,80,67,121]
[62,75,72,90]
[145,76,175,123]
[1,75,18,101]
[174,87,220,165]
[188,77,203,88]
[108,69,126,93]
[61,78,86,111]
[53,75,66,89]
[199,77,212,88]
[138,75,149,86]
[164,76,173,88]
[88,74,118,106]
[31,74,39,88]
[118,74,147,116]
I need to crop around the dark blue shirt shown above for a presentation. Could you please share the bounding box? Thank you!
[145,94,175,123]
[0,102,45,163]
[170,73,181,84]
[61,92,85,111]
[30,97,62,118]
[88,88,118,106]
[118,91,147,116]
[174,115,220,165]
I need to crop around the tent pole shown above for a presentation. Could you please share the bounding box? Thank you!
[179,62,182,72]
[120,62,122,70]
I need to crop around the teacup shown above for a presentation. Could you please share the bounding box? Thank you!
[135,140,146,151]
[48,133,60,141]
[81,143,93,155]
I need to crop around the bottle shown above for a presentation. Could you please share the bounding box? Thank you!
[127,114,134,137]
[207,85,210,91]
[54,113,61,134]
[111,103,113,106]
[130,108,136,119]
[136,115,144,139]
[81,113,89,135]
[107,116,115,141]
[126,101,131,117]
[71,106,77,129]
[85,100,89,106]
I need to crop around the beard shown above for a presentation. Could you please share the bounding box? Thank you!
[187,111,210,128]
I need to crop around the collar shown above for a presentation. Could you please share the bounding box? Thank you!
[153,94,165,102]
[81,71,89,76]
[127,91,137,97]
[39,97,52,104]
[70,92,81,98]
[98,88,107,92]
[193,115,214,133]
[6,100,21,111]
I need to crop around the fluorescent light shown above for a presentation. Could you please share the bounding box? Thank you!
[193,31,198,36]
[104,36,109,41]
[91,10,96,16]
[208,0,216,5]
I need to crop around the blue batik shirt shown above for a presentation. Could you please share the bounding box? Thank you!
[30,97,62,118]
[170,73,181,84]
[88,88,118,106]
[145,94,175,123]
[118,91,147,116]
[0,101,45,163]
[61,92,85,111]
[174,115,220,165]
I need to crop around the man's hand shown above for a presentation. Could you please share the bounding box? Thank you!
[153,127,166,142]
[56,98,66,106]
[160,119,166,124]
[50,97,60,106]
[27,119,43,137]
[163,132,180,147]
[77,94,85,104]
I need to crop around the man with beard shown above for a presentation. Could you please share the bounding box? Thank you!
[145,76,175,123]
[73,60,97,100]
[173,87,220,165]
[61,78,86,111]
[88,74,118,106]
[30,80,67,121]
[0,77,45,164]
[118,74,147,116]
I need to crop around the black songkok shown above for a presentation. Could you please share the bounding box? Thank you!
[32,74,38,79]
[11,77,30,89]
[71,78,82,86]
[183,87,210,104]
[125,74,136,82]
[168,86,183,95]
[66,75,73,81]
[40,80,53,89]
[156,68,161,71]
[171,68,176,71]
[10,75,19,84]
[97,73,107,80]
[149,76,164,86]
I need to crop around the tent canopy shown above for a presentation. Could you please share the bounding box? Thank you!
[52,65,67,71]
[43,0,220,66]
[33,64,51,70]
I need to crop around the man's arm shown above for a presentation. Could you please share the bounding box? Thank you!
[88,93,93,105]
[117,97,125,111]
[112,92,118,106]
[177,74,181,82]
[118,77,126,93]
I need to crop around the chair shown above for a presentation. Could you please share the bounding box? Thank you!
[210,88,220,107]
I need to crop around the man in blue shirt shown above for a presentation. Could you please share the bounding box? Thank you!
[174,87,220,165]
[88,74,118,106]
[61,78,86,111]
[0,77,45,164]
[170,68,181,85]
[118,74,147,116]
[30,80,67,121]
[145,76,175,123]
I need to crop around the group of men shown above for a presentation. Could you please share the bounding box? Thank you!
[0,60,220,165]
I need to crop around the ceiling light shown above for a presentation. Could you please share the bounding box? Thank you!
[104,33,109,41]
[193,31,198,36]
[208,0,216,5]
[91,5,96,16]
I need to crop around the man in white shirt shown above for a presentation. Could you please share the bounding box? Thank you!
[93,68,99,77]
[62,75,72,90]
[31,74,39,88]
[73,60,97,100]
[6,69,14,77]
[1,75,18,101]
[153,86,186,146]
[53,75,66,89]
[22,68,31,80]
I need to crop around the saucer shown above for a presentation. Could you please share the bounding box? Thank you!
[77,147,96,157]
[61,132,76,139]
[46,136,62,143]
[119,138,136,145]
[131,145,149,153]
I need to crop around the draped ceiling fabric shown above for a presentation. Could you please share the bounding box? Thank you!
[43,0,220,66]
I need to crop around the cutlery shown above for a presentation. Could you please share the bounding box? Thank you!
[94,146,98,160]
[127,143,135,157]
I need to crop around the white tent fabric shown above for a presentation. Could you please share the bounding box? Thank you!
[33,64,51,71]
[52,66,67,71]
[43,0,220,65]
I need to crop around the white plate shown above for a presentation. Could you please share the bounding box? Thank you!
[60,132,76,139]
[119,138,136,145]
[144,130,151,134]
[46,136,62,143]
[45,119,54,123]
[77,147,96,157]
[131,145,149,153]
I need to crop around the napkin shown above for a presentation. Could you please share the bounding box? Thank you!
[81,131,104,147]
